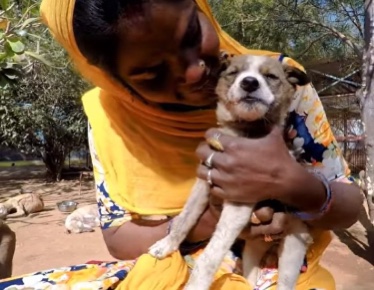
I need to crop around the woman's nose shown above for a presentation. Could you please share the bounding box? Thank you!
[184,60,206,85]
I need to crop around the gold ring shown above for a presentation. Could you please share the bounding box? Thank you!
[250,212,261,225]
[204,152,215,168]
[207,169,213,186]
[207,133,224,152]
[264,234,273,243]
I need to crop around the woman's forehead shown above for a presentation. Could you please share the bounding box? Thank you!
[119,0,195,29]
[117,1,196,58]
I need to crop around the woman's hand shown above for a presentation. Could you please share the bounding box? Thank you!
[186,197,290,243]
[196,126,296,204]
[209,195,289,240]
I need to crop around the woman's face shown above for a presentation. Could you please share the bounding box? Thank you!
[117,0,221,110]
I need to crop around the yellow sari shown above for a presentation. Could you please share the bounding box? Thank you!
[0,0,350,289]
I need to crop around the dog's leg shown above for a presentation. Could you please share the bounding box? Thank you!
[276,220,312,290]
[81,223,96,233]
[242,238,273,288]
[148,178,210,259]
[184,202,253,290]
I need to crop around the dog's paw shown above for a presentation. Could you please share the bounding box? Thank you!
[148,236,179,259]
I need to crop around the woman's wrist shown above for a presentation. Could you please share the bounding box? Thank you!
[279,162,327,212]
[291,171,333,220]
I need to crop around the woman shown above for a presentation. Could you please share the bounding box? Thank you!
[0,0,362,289]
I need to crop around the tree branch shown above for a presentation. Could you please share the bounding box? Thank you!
[295,33,330,59]
[337,1,364,39]
[294,19,362,58]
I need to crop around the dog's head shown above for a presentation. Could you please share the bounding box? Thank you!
[216,55,310,125]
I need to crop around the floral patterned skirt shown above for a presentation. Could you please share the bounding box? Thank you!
[0,260,135,290]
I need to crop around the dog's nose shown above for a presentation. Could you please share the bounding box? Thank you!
[240,77,259,93]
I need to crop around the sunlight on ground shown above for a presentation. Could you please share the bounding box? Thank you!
[0,166,373,289]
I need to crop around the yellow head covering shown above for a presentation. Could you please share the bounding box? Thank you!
[39,0,301,215]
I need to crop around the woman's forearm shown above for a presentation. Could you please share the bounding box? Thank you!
[281,166,362,229]
[102,220,169,260]
[280,163,362,230]
[306,180,362,229]
[102,208,218,260]
[280,163,327,212]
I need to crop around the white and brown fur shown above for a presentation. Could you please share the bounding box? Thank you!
[64,204,100,234]
[0,193,44,220]
[149,55,313,290]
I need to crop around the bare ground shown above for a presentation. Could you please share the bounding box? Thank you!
[0,166,373,289]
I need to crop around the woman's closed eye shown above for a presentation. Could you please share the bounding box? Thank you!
[130,63,166,81]
[181,10,202,49]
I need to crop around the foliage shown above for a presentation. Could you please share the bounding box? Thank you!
[210,0,364,63]
[0,1,91,181]
[0,0,47,86]
[1,40,90,181]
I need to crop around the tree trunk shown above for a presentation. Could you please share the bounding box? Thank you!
[41,148,67,182]
[361,1,374,222]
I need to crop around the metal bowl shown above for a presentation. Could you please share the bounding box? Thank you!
[57,200,78,213]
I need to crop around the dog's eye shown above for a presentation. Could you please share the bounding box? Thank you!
[265,73,279,80]
[226,70,238,76]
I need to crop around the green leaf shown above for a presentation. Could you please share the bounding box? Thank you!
[6,39,26,54]
[0,0,9,10]
[3,42,15,57]
[0,52,8,61]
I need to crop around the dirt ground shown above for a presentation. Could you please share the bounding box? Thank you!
[0,166,373,289]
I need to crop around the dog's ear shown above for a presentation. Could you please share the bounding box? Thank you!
[218,51,235,75]
[219,58,231,75]
[283,65,310,87]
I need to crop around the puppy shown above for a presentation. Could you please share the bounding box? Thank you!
[64,204,100,234]
[149,55,313,290]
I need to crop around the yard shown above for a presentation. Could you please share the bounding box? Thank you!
[0,165,373,289]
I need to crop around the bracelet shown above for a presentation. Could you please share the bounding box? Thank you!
[292,171,333,221]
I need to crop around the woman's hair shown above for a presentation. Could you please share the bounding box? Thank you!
[73,0,143,76]
[73,0,183,77]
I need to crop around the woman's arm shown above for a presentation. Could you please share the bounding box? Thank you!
[87,122,185,260]
[103,199,291,260]
[102,220,170,260]
[278,81,362,229]
[280,160,362,229]
[102,208,218,260]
